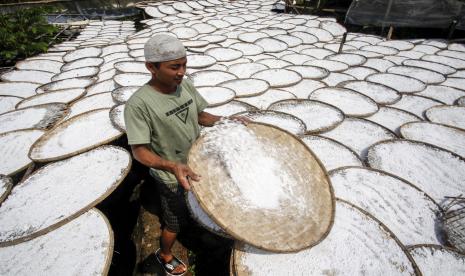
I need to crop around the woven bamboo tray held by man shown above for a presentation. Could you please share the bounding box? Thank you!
[124,34,248,276]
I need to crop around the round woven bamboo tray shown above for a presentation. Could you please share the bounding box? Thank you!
[330,166,442,246]
[417,85,465,105]
[187,122,335,252]
[29,108,123,163]
[0,208,114,275]
[268,99,344,134]
[343,66,379,81]
[0,103,68,135]
[109,104,125,132]
[63,47,102,63]
[367,139,465,202]
[365,106,421,135]
[366,73,426,94]
[326,53,367,67]
[337,80,401,105]
[425,105,465,131]
[320,117,397,159]
[196,86,236,107]
[387,65,445,85]
[400,121,465,158]
[16,88,86,109]
[36,77,97,94]
[15,59,63,74]
[203,100,257,117]
[0,70,54,84]
[185,191,231,238]
[309,87,379,118]
[0,129,45,176]
[0,82,40,98]
[0,146,131,246]
[0,96,22,114]
[233,200,421,275]
[60,57,103,72]
[284,65,329,80]
[408,244,465,275]
[300,135,363,171]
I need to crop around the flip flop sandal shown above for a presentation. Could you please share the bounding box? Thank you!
[155,248,187,276]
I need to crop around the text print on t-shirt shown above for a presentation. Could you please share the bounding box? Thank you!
[165,99,193,124]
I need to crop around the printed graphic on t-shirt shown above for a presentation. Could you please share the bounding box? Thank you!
[165,99,193,124]
[175,107,189,123]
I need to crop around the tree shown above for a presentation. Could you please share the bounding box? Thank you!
[0,7,59,66]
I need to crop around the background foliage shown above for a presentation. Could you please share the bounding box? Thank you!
[0,7,60,66]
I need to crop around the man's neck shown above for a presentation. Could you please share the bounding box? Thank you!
[148,79,177,94]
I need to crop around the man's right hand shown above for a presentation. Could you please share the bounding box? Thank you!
[130,145,200,190]
[171,163,200,190]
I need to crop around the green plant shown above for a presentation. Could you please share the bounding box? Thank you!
[187,250,196,275]
[0,7,60,66]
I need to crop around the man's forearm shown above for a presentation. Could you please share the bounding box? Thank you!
[198,111,222,127]
[130,144,199,189]
[131,145,175,173]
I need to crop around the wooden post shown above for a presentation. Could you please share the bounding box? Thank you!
[381,0,394,35]
[448,20,458,40]
[387,26,394,40]
[338,32,348,54]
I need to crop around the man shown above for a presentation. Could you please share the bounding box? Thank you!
[124,34,244,275]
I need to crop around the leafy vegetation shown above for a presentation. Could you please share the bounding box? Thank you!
[0,7,60,66]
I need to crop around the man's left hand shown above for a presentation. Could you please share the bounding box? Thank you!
[228,115,251,125]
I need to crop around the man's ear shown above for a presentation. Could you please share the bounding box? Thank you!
[145,62,157,74]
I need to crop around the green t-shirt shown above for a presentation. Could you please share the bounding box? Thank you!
[124,79,208,183]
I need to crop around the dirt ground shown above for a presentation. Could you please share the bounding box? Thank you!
[133,181,192,276]
[131,176,233,276]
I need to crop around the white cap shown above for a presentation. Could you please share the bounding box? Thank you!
[144,34,186,63]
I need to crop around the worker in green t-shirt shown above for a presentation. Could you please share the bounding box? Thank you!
[124,34,246,276]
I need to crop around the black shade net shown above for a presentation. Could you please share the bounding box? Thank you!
[345,0,465,30]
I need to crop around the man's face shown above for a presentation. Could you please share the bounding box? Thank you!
[147,56,187,87]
